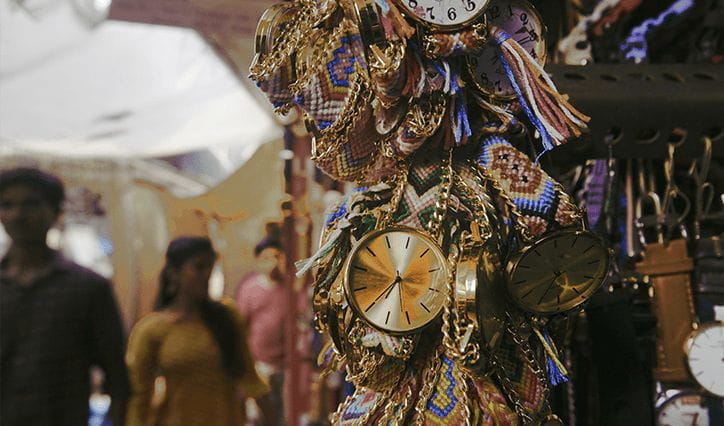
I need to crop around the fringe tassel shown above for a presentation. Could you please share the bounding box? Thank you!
[532,327,569,386]
[377,0,416,40]
[473,92,516,134]
[295,228,344,277]
[493,28,590,156]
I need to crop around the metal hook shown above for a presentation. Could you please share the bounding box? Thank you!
[687,137,715,239]
[660,143,691,243]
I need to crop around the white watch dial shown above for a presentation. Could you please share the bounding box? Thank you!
[656,391,709,426]
[395,0,489,28]
[467,0,546,98]
[687,323,724,397]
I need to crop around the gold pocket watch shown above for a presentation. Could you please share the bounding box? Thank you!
[344,227,449,333]
[393,0,491,31]
[505,229,610,315]
[466,0,547,99]
[685,322,724,397]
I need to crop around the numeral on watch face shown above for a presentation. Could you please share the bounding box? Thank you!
[397,0,488,28]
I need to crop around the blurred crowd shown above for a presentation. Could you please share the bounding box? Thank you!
[0,167,287,425]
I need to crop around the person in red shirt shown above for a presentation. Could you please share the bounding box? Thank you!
[235,236,288,425]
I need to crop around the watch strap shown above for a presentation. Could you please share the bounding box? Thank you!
[635,238,695,383]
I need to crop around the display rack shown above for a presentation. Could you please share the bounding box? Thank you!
[546,64,723,162]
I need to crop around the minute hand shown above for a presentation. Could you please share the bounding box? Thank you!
[373,276,402,303]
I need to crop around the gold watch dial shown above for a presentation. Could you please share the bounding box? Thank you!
[507,230,609,314]
[345,227,448,333]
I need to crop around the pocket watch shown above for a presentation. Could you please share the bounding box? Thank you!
[344,227,449,333]
[505,229,610,315]
[655,390,710,426]
[393,0,491,30]
[466,0,546,99]
[685,322,724,397]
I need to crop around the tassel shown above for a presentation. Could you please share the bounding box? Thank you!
[493,28,590,157]
[295,228,344,277]
[377,0,416,40]
[473,92,516,134]
[532,327,569,386]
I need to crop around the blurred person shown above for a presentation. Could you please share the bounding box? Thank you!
[126,236,271,426]
[235,235,289,425]
[0,167,130,425]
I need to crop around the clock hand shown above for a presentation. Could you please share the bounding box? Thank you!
[537,277,558,305]
[398,278,403,311]
[375,274,402,303]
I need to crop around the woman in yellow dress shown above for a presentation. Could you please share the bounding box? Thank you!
[126,236,271,425]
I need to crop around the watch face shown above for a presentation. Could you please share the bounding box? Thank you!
[393,0,490,29]
[656,391,709,426]
[466,0,546,98]
[345,228,448,333]
[507,230,609,314]
[686,323,724,397]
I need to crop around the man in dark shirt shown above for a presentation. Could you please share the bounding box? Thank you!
[0,167,130,425]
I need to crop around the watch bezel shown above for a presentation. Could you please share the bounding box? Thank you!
[343,226,449,335]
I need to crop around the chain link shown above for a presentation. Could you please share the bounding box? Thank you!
[428,150,454,238]
[250,0,318,81]
[472,161,533,242]
[378,380,414,425]
[379,168,409,228]
[455,367,472,426]
[441,246,461,359]
[412,346,443,425]
[489,312,550,424]
[290,19,355,96]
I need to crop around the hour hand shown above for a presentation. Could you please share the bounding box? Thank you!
[374,276,401,303]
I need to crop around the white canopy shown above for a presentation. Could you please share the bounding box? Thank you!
[0,0,281,159]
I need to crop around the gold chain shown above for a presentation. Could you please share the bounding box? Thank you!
[441,245,461,358]
[489,313,550,424]
[472,161,533,242]
[455,367,473,426]
[379,380,414,424]
[290,19,355,96]
[379,168,409,228]
[412,346,443,425]
[407,95,448,139]
[428,150,454,238]
[309,74,372,162]
[250,0,318,81]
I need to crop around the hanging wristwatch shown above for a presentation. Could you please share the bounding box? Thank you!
[466,0,546,99]
[685,322,724,397]
[506,229,610,315]
[655,390,710,426]
[393,0,491,31]
[344,227,449,333]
